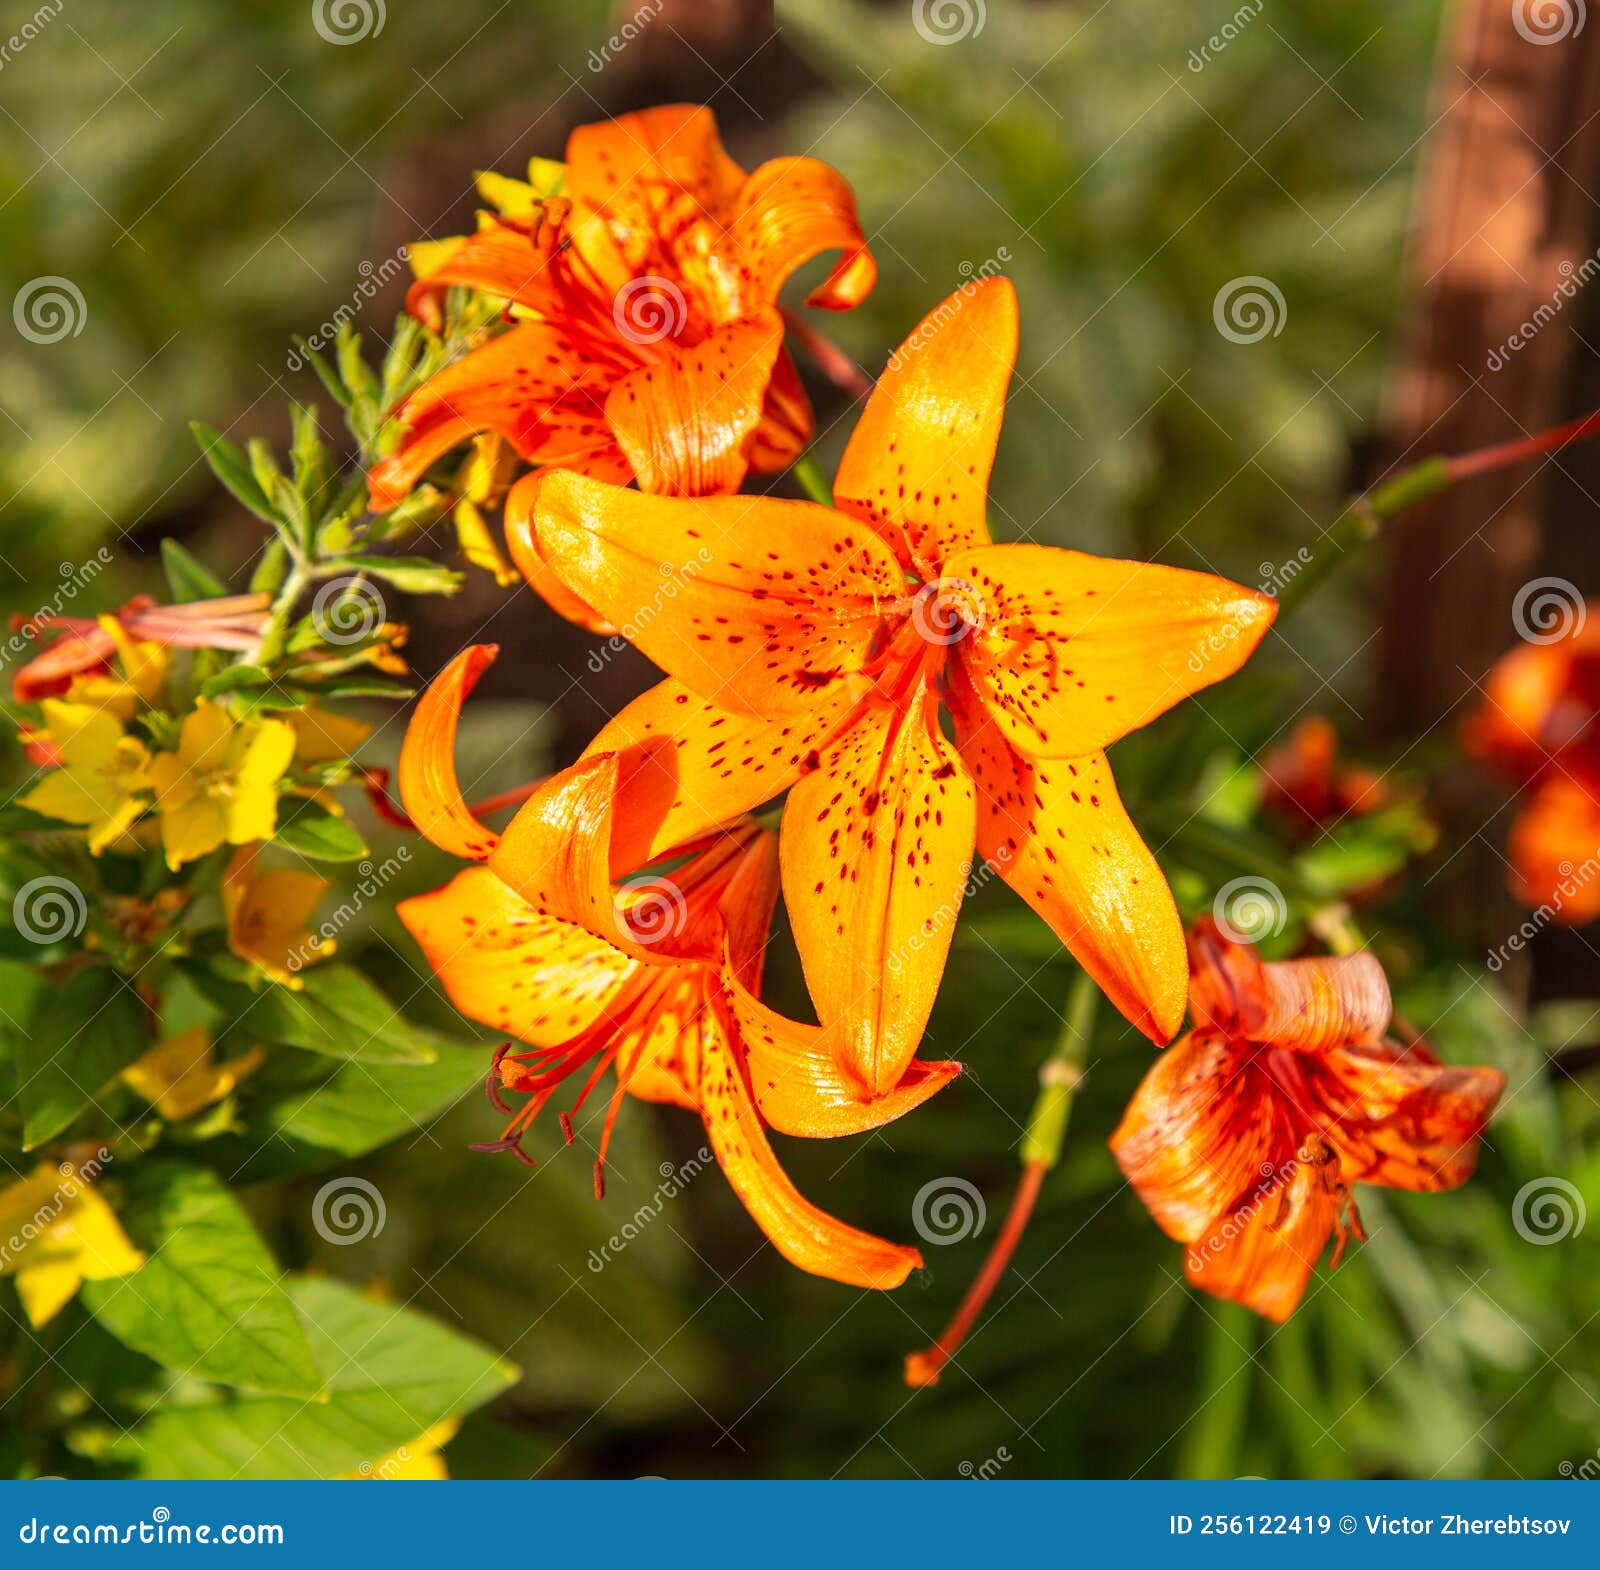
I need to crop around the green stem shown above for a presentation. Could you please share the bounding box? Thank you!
[1021,966,1098,1168]
[790,451,834,508]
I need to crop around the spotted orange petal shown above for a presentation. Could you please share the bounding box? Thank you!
[780,679,976,1099]
[533,472,901,716]
[730,155,876,312]
[397,866,634,1048]
[951,665,1185,1045]
[503,471,616,634]
[689,1004,923,1290]
[947,543,1276,758]
[398,644,502,861]
[585,677,856,874]
[604,317,783,496]
[834,276,1015,575]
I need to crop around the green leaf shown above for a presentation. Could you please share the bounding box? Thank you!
[273,802,369,861]
[183,961,437,1065]
[16,964,150,1149]
[249,537,290,596]
[190,422,279,526]
[293,337,354,410]
[334,554,463,596]
[200,663,276,699]
[81,1161,323,1398]
[115,1274,517,1479]
[160,538,228,603]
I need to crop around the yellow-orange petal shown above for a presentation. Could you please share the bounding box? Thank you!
[834,276,1015,575]
[368,322,621,512]
[718,966,960,1138]
[533,472,900,716]
[947,542,1277,758]
[503,471,617,634]
[398,645,502,861]
[585,677,856,875]
[731,155,876,313]
[604,317,783,497]
[397,866,634,1048]
[951,668,1185,1046]
[690,1006,923,1290]
[780,681,975,1099]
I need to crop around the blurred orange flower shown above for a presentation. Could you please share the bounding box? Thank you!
[395,647,956,1290]
[1261,715,1388,836]
[368,104,875,583]
[529,278,1276,1095]
[1111,918,1503,1322]
[1462,604,1600,923]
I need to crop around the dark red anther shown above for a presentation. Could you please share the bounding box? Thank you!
[592,1160,606,1201]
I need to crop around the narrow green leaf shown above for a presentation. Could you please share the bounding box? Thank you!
[17,965,150,1149]
[82,1161,323,1398]
[190,422,279,526]
[160,538,228,603]
[334,554,463,596]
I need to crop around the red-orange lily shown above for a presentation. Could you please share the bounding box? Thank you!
[1111,918,1504,1322]
[1261,715,1388,837]
[526,277,1276,1096]
[396,647,957,1290]
[1462,604,1600,923]
[368,105,875,585]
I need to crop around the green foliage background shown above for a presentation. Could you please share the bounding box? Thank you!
[3,0,1598,1481]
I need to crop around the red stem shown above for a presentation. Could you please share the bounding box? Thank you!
[1446,406,1600,482]
[904,1160,1048,1389]
[781,308,874,401]
[360,767,541,833]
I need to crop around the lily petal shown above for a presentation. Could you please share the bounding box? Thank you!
[399,645,502,861]
[534,472,901,715]
[605,317,783,497]
[952,669,1186,1045]
[503,471,616,633]
[397,866,633,1048]
[780,680,975,1098]
[691,1007,924,1290]
[731,155,876,312]
[947,543,1276,757]
[835,275,1015,573]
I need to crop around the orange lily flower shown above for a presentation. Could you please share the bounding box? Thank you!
[395,647,957,1290]
[1261,715,1388,837]
[367,105,875,565]
[527,278,1276,1095]
[1462,605,1600,923]
[1111,918,1504,1322]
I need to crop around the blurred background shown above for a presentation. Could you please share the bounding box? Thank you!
[3,0,1600,1479]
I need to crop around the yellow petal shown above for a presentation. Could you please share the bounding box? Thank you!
[289,705,372,765]
[408,236,466,279]
[233,719,297,790]
[38,700,126,772]
[15,1262,82,1327]
[176,699,236,768]
[347,1418,460,1480]
[453,498,519,586]
[160,796,227,870]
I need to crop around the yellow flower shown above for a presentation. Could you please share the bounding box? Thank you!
[346,1418,459,1480]
[60,619,171,721]
[120,1027,265,1122]
[452,434,520,586]
[222,845,333,988]
[288,704,372,765]
[148,701,296,870]
[0,1161,144,1328]
[473,157,565,220]
[21,700,153,853]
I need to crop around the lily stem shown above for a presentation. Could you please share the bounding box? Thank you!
[1277,402,1600,622]
[790,451,835,508]
[904,970,1098,1388]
